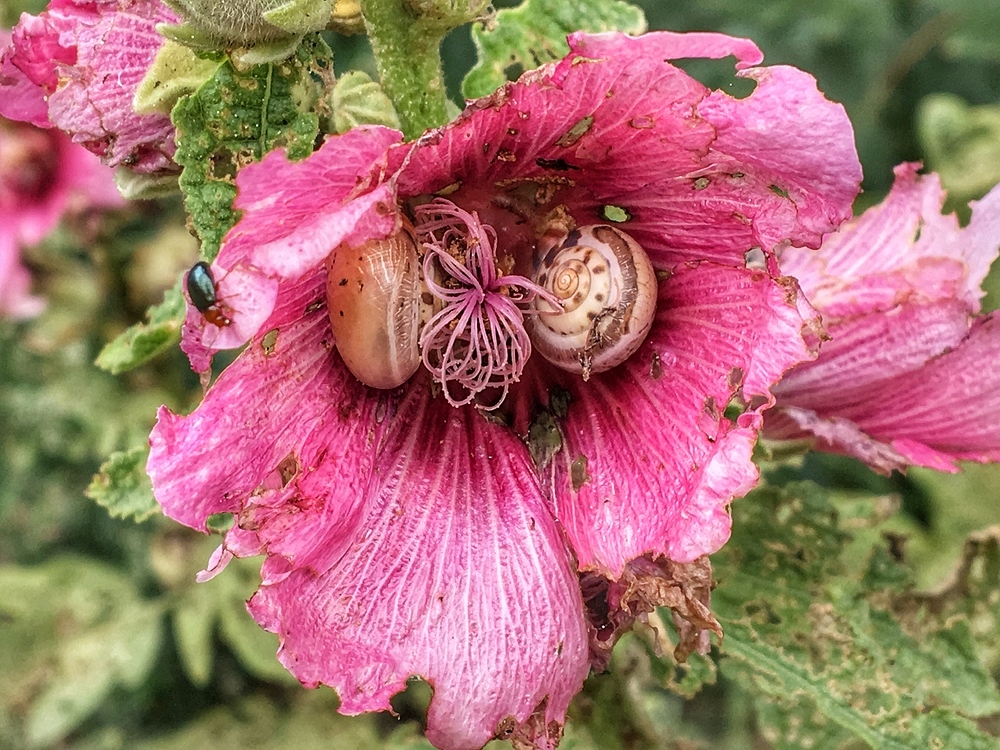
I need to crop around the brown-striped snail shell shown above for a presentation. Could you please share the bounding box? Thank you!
[325,226,426,389]
[525,224,657,378]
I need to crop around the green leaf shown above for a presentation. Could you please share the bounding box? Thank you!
[215,558,299,685]
[94,281,186,374]
[0,558,164,748]
[86,446,159,522]
[713,484,1000,749]
[329,70,401,134]
[462,0,647,99]
[171,570,220,687]
[917,93,1000,205]
[171,34,328,260]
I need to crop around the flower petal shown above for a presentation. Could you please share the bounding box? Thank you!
[780,164,1000,314]
[150,279,383,557]
[3,0,179,172]
[45,0,178,172]
[772,311,1000,472]
[546,263,814,574]
[221,126,403,280]
[392,31,859,269]
[247,387,590,750]
[771,168,1000,471]
[180,263,279,370]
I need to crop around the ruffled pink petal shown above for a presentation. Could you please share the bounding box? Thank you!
[2,0,178,173]
[150,279,384,569]
[546,263,815,575]
[391,31,859,268]
[772,312,1000,472]
[45,1,178,172]
[771,169,1000,472]
[221,127,403,280]
[772,301,971,411]
[0,30,51,127]
[246,386,589,750]
[780,164,1000,313]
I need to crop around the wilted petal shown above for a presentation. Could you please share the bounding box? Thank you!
[772,169,1000,471]
[1,0,178,173]
[772,312,1000,472]
[247,388,589,750]
[546,263,814,575]
[781,163,1000,313]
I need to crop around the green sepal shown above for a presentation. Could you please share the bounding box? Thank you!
[230,35,304,68]
[134,40,222,116]
[462,0,647,100]
[86,446,159,522]
[171,34,328,261]
[262,0,337,35]
[329,70,401,133]
[114,167,181,200]
[156,21,222,51]
[95,280,186,374]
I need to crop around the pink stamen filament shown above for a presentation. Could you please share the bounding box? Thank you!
[414,198,554,408]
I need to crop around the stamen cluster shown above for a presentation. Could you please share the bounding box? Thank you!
[414,198,552,408]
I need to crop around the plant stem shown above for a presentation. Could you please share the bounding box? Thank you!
[359,0,450,139]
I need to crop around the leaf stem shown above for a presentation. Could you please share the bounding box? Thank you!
[359,0,450,139]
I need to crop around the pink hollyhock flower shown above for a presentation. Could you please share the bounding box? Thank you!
[148,32,860,749]
[1,112,124,317]
[768,163,1000,473]
[0,0,179,174]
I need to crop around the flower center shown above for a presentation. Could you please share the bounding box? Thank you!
[413,198,555,409]
[0,121,59,207]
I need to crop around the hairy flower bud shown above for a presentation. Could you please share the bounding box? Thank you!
[162,0,337,45]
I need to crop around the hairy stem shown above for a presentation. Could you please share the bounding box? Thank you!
[359,0,450,139]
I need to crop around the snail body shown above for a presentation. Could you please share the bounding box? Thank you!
[325,227,424,389]
[525,224,657,378]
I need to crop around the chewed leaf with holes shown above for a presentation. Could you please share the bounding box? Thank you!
[172,35,328,260]
[713,483,1000,749]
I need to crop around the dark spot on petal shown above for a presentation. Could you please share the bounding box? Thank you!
[338,278,348,286]
[261,328,279,356]
[535,157,578,171]
[570,455,591,490]
[594,293,604,302]
[556,115,594,147]
[649,352,663,380]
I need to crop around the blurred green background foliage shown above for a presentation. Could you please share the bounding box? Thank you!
[2,0,1000,748]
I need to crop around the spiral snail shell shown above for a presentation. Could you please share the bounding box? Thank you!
[525,224,657,377]
[325,226,426,389]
